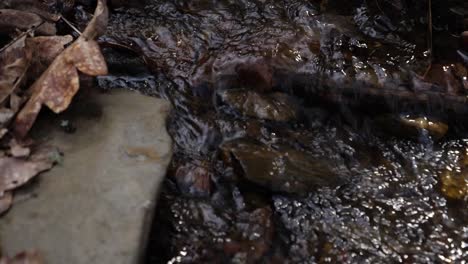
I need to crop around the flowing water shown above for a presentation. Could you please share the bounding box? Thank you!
[86,0,466,262]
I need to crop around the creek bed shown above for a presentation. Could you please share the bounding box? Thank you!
[89,0,468,263]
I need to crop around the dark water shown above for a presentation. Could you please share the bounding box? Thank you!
[91,0,467,263]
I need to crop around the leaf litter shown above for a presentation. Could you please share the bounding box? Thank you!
[0,0,108,260]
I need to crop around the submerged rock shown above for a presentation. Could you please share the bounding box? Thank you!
[440,149,468,200]
[376,115,448,140]
[218,90,299,122]
[222,139,344,194]
[174,163,212,197]
[224,207,274,261]
[440,170,468,200]
[462,31,468,50]
[399,116,448,139]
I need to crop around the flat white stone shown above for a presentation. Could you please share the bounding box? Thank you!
[0,90,172,264]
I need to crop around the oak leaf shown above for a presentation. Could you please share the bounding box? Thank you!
[25,35,73,79]
[13,0,108,138]
[0,35,31,105]
[0,9,56,36]
[0,147,58,195]
[0,0,61,21]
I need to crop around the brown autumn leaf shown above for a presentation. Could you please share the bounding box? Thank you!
[0,146,58,195]
[0,250,43,264]
[13,0,108,138]
[0,108,14,127]
[0,191,12,215]
[27,36,74,64]
[82,0,109,40]
[0,9,42,33]
[0,129,7,140]
[0,35,31,105]
[9,139,30,158]
[26,35,74,79]
[0,9,56,36]
[0,0,60,22]
[9,93,22,113]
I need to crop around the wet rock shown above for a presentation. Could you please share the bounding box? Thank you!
[174,163,212,197]
[149,197,233,263]
[376,115,448,140]
[213,57,274,92]
[423,64,468,94]
[440,169,468,200]
[399,116,448,139]
[440,149,468,200]
[218,90,299,122]
[216,118,264,142]
[112,1,468,262]
[222,139,344,194]
[224,207,274,262]
[104,0,468,118]
[462,31,468,51]
[235,61,273,92]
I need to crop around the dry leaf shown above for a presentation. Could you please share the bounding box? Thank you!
[13,53,79,136]
[0,108,14,126]
[0,9,56,36]
[0,0,60,21]
[9,94,22,112]
[0,250,43,264]
[27,35,73,63]
[82,0,109,40]
[0,129,7,140]
[13,0,108,138]
[9,139,30,158]
[0,9,42,33]
[26,35,73,79]
[0,35,31,105]
[0,146,58,195]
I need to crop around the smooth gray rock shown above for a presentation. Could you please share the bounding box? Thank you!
[0,90,172,264]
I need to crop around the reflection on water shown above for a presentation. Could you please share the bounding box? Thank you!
[93,0,467,262]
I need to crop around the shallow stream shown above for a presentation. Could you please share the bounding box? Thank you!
[85,0,467,262]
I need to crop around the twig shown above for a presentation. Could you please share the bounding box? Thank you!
[0,21,45,54]
[59,16,82,36]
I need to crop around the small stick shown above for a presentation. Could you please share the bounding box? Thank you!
[59,16,82,36]
[0,21,45,54]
